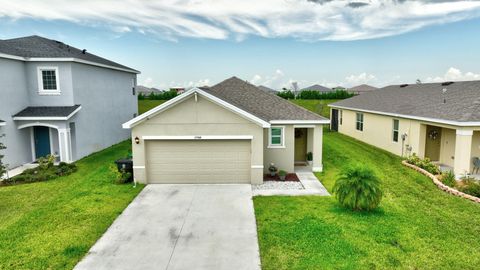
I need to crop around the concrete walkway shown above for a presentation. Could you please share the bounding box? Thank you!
[74,184,261,270]
[253,171,330,196]
[1,163,38,179]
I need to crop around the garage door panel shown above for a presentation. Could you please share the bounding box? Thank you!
[146,140,251,184]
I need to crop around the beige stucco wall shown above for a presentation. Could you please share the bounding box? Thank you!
[130,95,264,184]
[335,108,480,175]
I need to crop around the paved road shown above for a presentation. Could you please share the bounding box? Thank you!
[74,184,261,270]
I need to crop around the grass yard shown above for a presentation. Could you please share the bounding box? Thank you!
[254,130,480,269]
[290,99,339,118]
[0,141,142,270]
[138,99,166,114]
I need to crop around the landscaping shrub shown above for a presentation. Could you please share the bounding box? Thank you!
[440,171,457,187]
[296,90,354,100]
[277,90,295,99]
[406,154,440,175]
[457,178,480,197]
[333,164,383,211]
[2,159,77,185]
[110,165,132,184]
[139,90,178,100]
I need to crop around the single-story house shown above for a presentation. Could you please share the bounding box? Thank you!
[348,84,378,95]
[123,77,329,184]
[329,81,480,176]
[300,84,332,93]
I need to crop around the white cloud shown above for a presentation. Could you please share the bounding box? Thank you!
[250,69,296,89]
[425,67,480,82]
[143,77,154,87]
[344,72,377,87]
[1,0,480,41]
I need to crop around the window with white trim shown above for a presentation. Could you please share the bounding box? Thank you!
[339,110,343,125]
[269,126,284,147]
[37,67,60,95]
[392,119,399,142]
[356,113,363,131]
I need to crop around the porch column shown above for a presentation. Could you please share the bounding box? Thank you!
[312,125,323,172]
[58,128,73,163]
[454,129,473,176]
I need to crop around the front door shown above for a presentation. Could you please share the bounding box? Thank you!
[34,126,51,159]
[294,128,307,162]
[331,109,338,131]
[425,125,442,161]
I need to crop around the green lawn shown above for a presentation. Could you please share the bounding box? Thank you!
[0,141,143,270]
[290,99,339,118]
[138,99,166,114]
[254,130,480,269]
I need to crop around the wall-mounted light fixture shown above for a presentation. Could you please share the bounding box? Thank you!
[134,136,140,144]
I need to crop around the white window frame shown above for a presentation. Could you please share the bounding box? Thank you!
[356,112,363,131]
[37,66,61,95]
[268,126,285,148]
[392,119,399,143]
[339,109,343,125]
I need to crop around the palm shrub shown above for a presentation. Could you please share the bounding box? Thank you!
[333,164,383,211]
[440,171,456,187]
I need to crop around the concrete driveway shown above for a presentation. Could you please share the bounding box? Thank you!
[74,184,261,270]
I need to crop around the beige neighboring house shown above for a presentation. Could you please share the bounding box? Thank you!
[329,81,480,177]
[123,77,329,184]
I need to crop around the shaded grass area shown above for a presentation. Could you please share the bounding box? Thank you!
[254,131,480,270]
[290,99,339,118]
[0,141,143,270]
[138,99,166,115]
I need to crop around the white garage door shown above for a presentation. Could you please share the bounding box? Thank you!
[146,140,251,184]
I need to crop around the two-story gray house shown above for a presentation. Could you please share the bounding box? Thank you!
[0,35,139,170]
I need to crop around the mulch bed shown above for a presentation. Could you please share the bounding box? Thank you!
[264,173,300,182]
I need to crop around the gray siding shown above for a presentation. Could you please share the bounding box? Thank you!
[0,58,137,169]
[0,58,32,168]
[25,62,74,106]
[71,62,137,159]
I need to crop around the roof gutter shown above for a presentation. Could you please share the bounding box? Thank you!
[269,120,330,125]
[329,104,480,127]
[0,53,139,74]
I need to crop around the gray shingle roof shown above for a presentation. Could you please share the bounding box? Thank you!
[349,84,378,93]
[13,105,81,119]
[331,81,480,122]
[0,35,138,73]
[300,84,332,92]
[205,77,327,121]
[257,85,277,94]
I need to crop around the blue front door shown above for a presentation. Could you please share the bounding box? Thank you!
[34,126,51,159]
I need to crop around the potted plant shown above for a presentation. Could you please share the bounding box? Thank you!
[278,170,287,181]
[306,152,313,165]
[268,163,277,177]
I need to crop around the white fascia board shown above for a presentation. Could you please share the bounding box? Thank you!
[0,121,6,126]
[0,53,139,74]
[142,135,254,140]
[0,53,25,61]
[123,88,271,129]
[28,58,140,74]
[329,104,480,127]
[269,120,330,125]
[13,106,82,121]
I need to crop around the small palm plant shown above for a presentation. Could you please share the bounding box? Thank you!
[333,164,382,211]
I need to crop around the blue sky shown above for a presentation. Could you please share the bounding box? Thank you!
[1,0,480,89]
